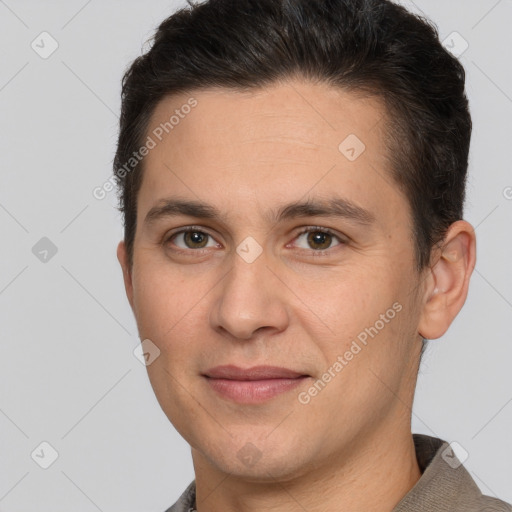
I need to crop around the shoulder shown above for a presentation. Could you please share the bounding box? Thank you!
[393,434,512,511]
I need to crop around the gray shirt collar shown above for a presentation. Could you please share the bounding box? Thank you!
[165,434,511,512]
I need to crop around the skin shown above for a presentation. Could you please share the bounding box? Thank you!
[117,78,476,512]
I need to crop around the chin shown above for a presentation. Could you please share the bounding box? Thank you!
[193,431,313,482]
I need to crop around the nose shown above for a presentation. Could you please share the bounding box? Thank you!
[209,247,290,341]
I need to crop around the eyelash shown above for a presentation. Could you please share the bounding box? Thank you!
[163,225,347,257]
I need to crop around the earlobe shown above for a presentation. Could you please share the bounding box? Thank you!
[117,240,135,310]
[417,220,476,340]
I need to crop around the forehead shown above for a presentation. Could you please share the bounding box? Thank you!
[147,80,386,158]
[137,79,406,229]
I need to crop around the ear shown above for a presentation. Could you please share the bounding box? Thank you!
[417,220,476,340]
[117,240,134,310]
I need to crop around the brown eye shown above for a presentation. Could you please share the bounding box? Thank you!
[167,228,218,251]
[306,231,333,250]
[182,231,209,248]
[293,227,344,252]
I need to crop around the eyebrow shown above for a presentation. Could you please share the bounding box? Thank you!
[144,196,376,227]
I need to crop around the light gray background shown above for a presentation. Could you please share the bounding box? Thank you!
[0,0,511,510]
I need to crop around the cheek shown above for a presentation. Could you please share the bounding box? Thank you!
[288,263,395,340]
[131,260,218,373]
[131,261,192,341]
[288,262,414,406]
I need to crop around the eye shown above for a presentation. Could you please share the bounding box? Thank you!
[166,227,219,251]
[292,227,344,252]
[164,225,346,256]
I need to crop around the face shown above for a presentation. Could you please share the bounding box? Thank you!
[118,79,427,481]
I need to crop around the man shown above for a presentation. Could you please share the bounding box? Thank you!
[114,0,511,510]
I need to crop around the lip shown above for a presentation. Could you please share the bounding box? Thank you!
[202,365,310,404]
[204,365,307,380]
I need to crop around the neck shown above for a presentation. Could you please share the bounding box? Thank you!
[191,423,422,512]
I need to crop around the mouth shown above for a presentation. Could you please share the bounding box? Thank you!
[202,365,310,404]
